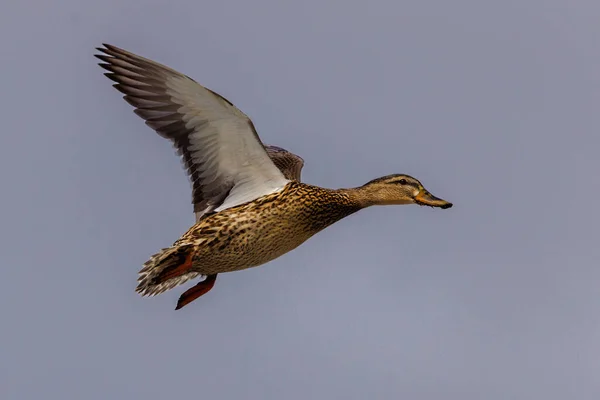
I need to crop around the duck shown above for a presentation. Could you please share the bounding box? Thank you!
[95,44,452,310]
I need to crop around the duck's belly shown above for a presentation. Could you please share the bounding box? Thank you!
[185,210,319,275]
[177,182,360,275]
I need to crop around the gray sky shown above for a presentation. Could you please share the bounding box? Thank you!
[1,0,599,399]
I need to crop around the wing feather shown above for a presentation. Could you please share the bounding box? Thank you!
[96,44,289,217]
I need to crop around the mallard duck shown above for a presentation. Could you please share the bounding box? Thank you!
[96,44,452,310]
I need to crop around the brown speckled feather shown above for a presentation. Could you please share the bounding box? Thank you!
[136,181,361,295]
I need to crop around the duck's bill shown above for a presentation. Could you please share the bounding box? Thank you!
[414,190,453,209]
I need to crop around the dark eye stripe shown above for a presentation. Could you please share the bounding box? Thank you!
[391,179,417,187]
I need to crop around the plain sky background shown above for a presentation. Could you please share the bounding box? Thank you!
[1,0,599,399]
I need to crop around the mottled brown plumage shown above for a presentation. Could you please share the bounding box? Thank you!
[95,44,452,309]
[135,177,451,300]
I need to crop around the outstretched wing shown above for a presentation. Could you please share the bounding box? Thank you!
[96,44,289,217]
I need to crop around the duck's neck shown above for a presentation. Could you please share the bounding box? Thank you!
[336,185,388,208]
[338,183,416,208]
[285,183,362,232]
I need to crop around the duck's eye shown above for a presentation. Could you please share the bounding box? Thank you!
[398,179,407,185]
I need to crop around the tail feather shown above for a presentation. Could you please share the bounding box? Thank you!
[136,244,202,297]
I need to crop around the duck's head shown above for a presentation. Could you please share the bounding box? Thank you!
[356,174,452,209]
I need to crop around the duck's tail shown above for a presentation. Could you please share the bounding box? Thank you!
[136,244,202,297]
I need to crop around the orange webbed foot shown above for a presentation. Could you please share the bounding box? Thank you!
[175,274,218,310]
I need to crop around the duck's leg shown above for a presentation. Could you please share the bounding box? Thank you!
[175,274,218,310]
